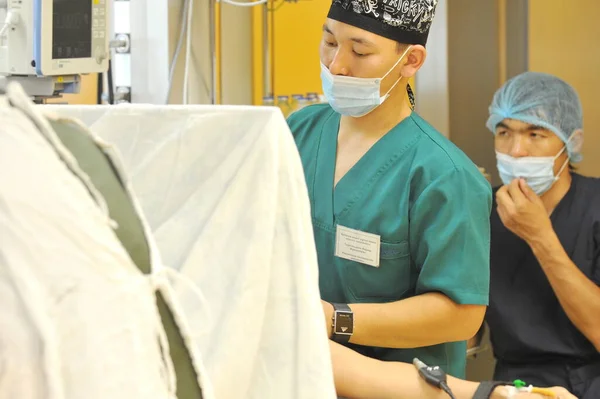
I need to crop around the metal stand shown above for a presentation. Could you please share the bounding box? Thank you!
[208,0,221,104]
[263,2,271,98]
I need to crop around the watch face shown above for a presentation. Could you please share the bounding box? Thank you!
[334,312,353,335]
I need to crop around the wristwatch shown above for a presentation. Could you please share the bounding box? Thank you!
[331,303,354,344]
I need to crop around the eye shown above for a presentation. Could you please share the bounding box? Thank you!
[353,50,368,57]
[324,41,337,47]
[529,132,542,138]
[496,130,507,136]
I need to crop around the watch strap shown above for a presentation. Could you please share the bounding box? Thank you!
[332,303,351,312]
[472,381,512,399]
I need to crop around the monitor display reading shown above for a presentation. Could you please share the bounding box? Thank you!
[52,0,92,59]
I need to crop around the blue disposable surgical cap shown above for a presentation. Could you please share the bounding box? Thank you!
[486,72,584,163]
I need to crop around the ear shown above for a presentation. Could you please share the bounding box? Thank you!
[568,129,584,154]
[400,45,427,79]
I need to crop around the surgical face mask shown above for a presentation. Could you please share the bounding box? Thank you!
[496,146,569,196]
[320,46,412,117]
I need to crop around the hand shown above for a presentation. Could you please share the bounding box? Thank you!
[540,387,577,399]
[541,387,577,399]
[496,178,554,244]
[493,385,577,399]
[322,300,334,339]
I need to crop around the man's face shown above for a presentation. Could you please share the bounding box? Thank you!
[320,18,405,93]
[495,118,569,174]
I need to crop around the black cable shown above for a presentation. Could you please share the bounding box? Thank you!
[97,72,103,104]
[441,382,457,399]
[107,59,114,105]
[413,358,456,399]
[407,83,415,110]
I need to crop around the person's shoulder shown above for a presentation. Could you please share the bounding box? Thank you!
[409,113,491,194]
[409,113,477,170]
[573,173,600,212]
[573,173,600,194]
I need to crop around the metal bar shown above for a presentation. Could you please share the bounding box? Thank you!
[216,1,222,104]
[208,0,217,104]
[498,0,507,85]
[262,2,270,97]
[269,0,275,96]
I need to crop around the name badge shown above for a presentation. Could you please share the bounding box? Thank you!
[335,225,381,267]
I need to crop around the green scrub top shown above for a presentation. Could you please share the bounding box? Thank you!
[287,104,492,378]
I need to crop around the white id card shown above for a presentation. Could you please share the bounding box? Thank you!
[335,225,381,267]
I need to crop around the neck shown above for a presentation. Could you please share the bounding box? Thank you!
[541,169,573,214]
[339,80,413,137]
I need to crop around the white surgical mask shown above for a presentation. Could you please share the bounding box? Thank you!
[320,46,412,117]
[496,146,570,196]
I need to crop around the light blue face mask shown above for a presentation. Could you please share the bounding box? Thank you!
[496,146,570,196]
[320,46,412,117]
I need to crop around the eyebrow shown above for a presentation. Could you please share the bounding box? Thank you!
[322,25,375,47]
[496,122,546,132]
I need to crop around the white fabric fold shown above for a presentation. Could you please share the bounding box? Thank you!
[42,103,336,399]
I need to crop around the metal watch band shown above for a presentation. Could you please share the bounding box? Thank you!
[331,303,353,344]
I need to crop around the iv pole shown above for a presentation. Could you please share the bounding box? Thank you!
[208,0,221,104]
[263,2,271,98]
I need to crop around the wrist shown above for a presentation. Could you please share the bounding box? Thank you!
[324,302,334,338]
[527,228,559,254]
[490,386,511,399]
[473,381,513,399]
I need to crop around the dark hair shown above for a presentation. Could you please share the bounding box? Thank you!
[396,42,408,53]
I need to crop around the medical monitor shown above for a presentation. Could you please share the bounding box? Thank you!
[34,0,109,76]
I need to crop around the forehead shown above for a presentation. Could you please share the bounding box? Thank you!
[497,118,551,133]
[323,18,391,47]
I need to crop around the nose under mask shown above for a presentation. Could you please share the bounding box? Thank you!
[496,146,569,196]
[320,46,412,118]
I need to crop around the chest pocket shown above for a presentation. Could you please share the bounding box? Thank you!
[342,240,414,302]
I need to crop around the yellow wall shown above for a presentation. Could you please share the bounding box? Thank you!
[270,2,329,97]
[528,0,600,177]
[252,1,329,104]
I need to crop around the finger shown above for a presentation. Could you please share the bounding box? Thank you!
[550,386,578,399]
[495,185,508,203]
[496,186,513,208]
[518,178,540,202]
[507,178,527,206]
[496,205,508,226]
[495,189,516,223]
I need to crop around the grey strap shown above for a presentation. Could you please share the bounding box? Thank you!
[472,381,510,399]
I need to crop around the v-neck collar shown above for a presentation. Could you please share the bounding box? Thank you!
[312,110,420,227]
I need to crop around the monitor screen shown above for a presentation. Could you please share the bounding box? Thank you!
[52,0,92,59]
